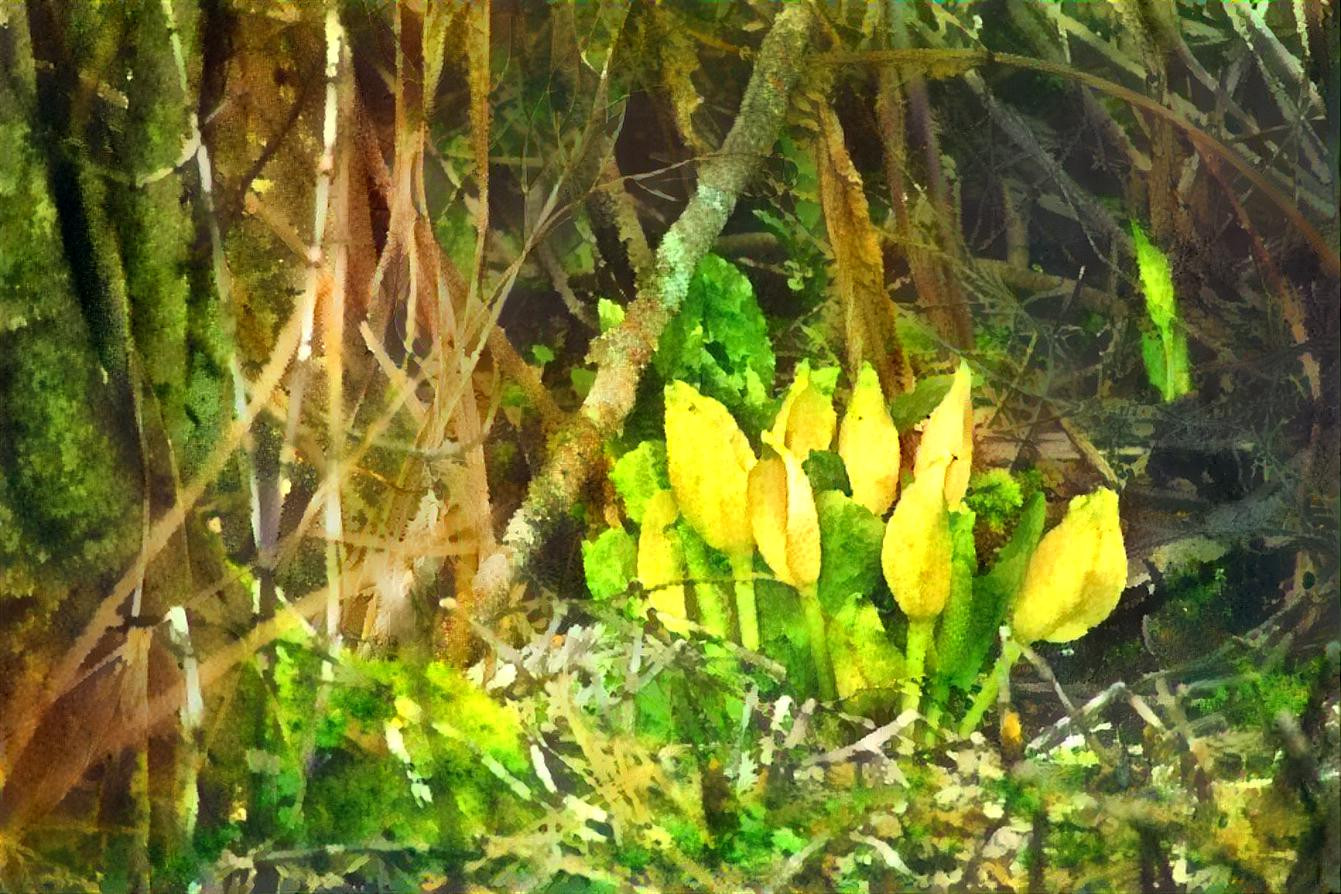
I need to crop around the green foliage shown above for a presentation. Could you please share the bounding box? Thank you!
[802,449,851,495]
[609,440,669,524]
[597,297,625,333]
[0,318,140,578]
[888,374,955,431]
[1192,654,1322,729]
[952,493,1046,691]
[582,527,637,601]
[965,468,1025,535]
[828,595,904,711]
[654,253,776,432]
[814,490,886,616]
[1131,221,1192,402]
[758,578,818,695]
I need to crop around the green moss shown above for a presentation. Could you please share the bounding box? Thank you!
[0,74,140,585]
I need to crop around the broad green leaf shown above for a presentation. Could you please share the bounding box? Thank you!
[802,450,851,496]
[610,440,669,524]
[888,374,955,431]
[951,492,1046,690]
[654,253,776,431]
[815,490,885,616]
[581,527,636,601]
[757,578,818,697]
[828,594,905,709]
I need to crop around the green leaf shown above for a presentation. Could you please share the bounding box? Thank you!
[757,578,817,697]
[965,469,1024,535]
[529,343,555,367]
[888,374,955,431]
[570,366,596,400]
[1131,221,1176,331]
[609,440,669,524]
[653,253,776,431]
[931,509,978,687]
[815,490,886,616]
[808,364,841,397]
[1132,221,1192,402]
[802,449,851,496]
[951,492,1046,691]
[1141,326,1192,403]
[581,527,636,601]
[828,594,905,709]
[597,297,625,333]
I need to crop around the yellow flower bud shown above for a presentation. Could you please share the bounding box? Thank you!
[748,432,822,590]
[770,362,836,461]
[838,362,900,516]
[665,382,757,556]
[637,490,689,633]
[914,360,973,507]
[1011,488,1127,644]
[881,460,953,620]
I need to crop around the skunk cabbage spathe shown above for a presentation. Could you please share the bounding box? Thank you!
[664,381,756,556]
[1011,487,1127,643]
[769,361,836,461]
[839,362,899,516]
[914,360,973,507]
[881,460,954,621]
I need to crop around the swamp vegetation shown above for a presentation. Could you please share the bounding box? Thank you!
[0,0,1338,891]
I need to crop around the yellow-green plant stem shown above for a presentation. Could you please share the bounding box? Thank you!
[798,582,836,701]
[731,551,760,651]
[958,639,1022,738]
[902,618,935,715]
[695,578,733,642]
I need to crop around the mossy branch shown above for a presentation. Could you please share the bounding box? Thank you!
[471,4,815,626]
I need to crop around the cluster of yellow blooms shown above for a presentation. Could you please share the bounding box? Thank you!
[642,359,1128,716]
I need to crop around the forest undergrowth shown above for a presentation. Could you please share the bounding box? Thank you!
[0,1,1338,892]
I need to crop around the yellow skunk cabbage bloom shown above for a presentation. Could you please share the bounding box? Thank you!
[750,430,835,699]
[839,362,899,516]
[914,360,973,507]
[881,460,953,621]
[665,381,756,556]
[638,490,690,634]
[748,432,822,590]
[1012,487,1127,644]
[770,362,836,461]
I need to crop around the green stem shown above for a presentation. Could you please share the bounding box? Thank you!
[957,639,1022,739]
[798,582,836,701]
[731,551,760,651]
[923,679,950,746]
[694,576,733,641]
[902,618,934,715]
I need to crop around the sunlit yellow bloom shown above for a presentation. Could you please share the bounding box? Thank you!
[914,360,973,507]
[665,381,756,556]
[770,362,836,461]
[838,362,899,516]
[1011,487,1127,643]
[749,432,821,590]
[637,490,689,633]
[881,460,953,621]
